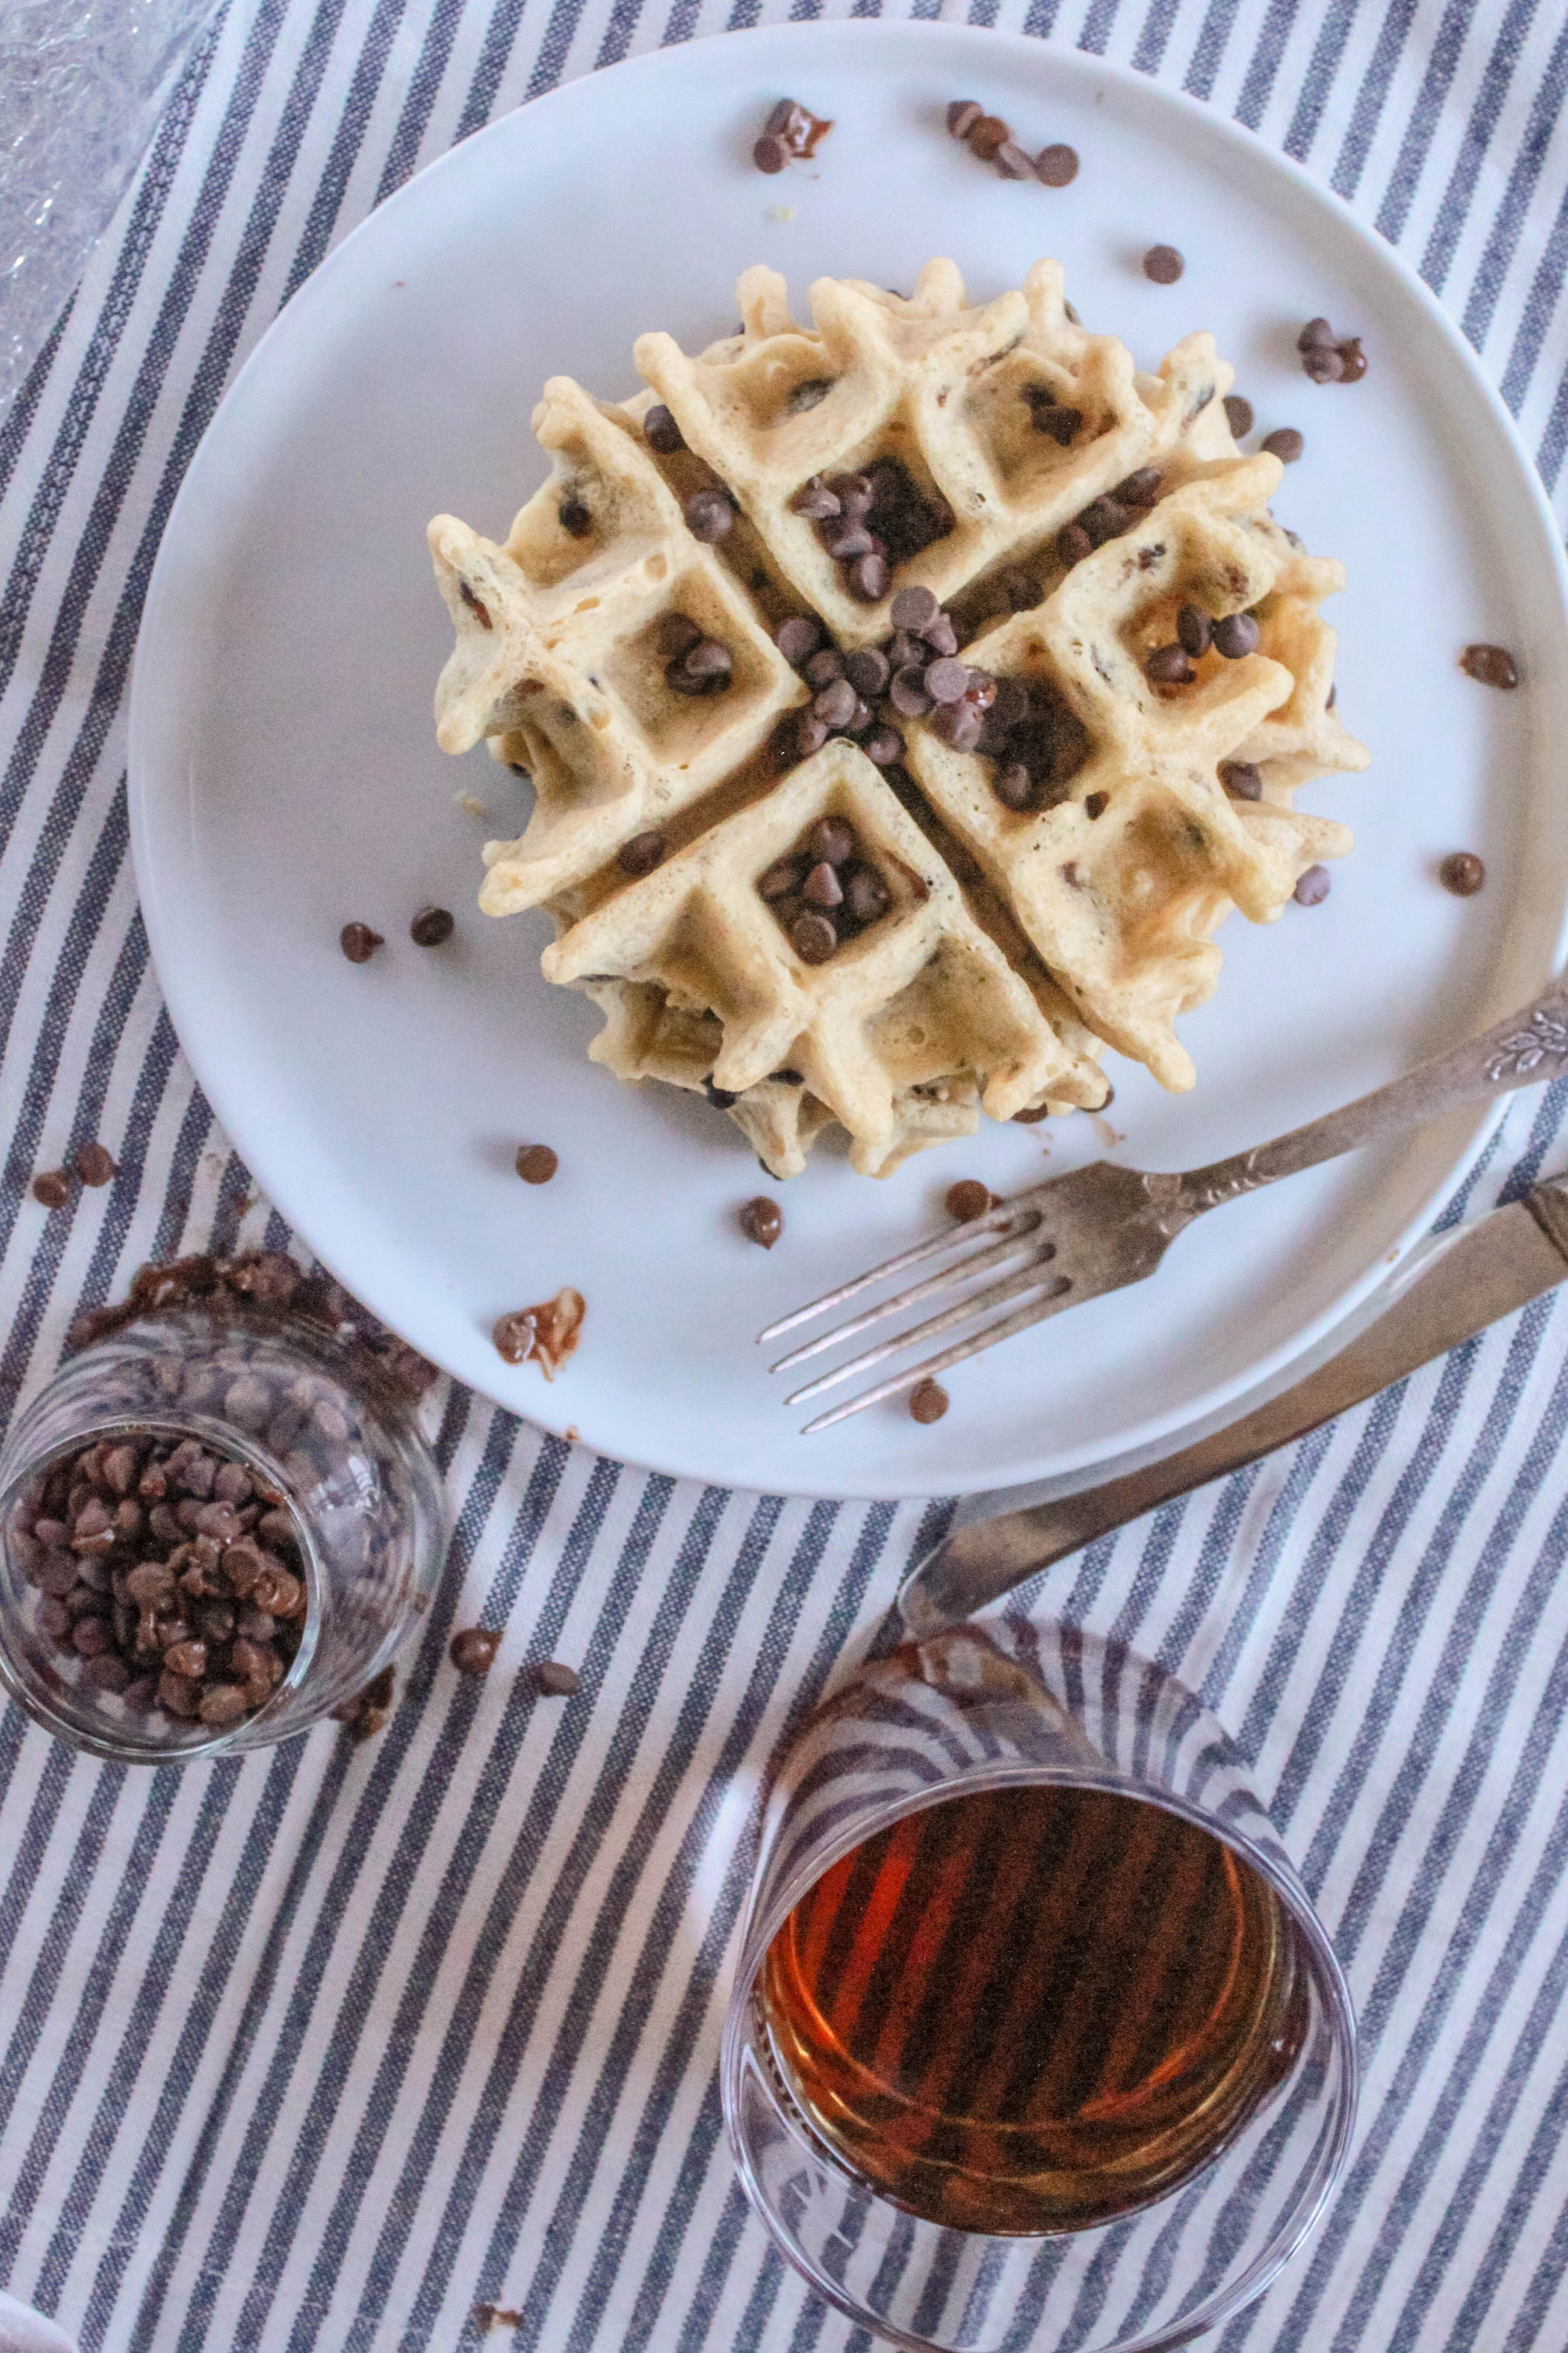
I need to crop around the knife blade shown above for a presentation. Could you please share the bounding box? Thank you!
[897,1175,1568,1636]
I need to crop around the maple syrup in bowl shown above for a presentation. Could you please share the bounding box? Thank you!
[722,1626,1355,2353]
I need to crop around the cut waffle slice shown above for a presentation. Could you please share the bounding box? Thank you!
[632,259,1229,651]
[906,453,1360,1091]
[542,739,1106,1176]
[429,378,807,912]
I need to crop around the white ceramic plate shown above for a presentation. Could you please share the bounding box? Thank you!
[129,21,1568,1500]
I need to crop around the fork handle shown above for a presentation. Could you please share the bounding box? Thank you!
[1176,975,1568,1214]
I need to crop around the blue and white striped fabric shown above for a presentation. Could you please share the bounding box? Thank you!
[2,2,1568,2347]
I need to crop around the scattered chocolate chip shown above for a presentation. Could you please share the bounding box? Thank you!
[1085,791,1108,819]
[1146,644,1195,686]
[802,860,845,910]
[803,648,846,688]
[1261,427,1304,462]
[809,816,857,867]
[889,585,938,634]
[759,856,805,902]
[657,612,703,658]
[792,912,838,963]
[340,922,384,963]
[909,1378,950,1424]
[1030,401,1081,446]
[1297,317,1335,351]
[1336,337,1368,383]
[890,665,934,718]
[843,864,890,923]
[1013,1104,1051,1124]
[1439,851,1485,897]
[1115,469,1163,510]
[516,1144,558,1185]
[1176,604,1211,658]
[643,404,685,454]
[684,488,735,542]
[704,1077,740,1108]
[1142,244,1184,284]
[995,140,1035,179]
[946,1178,992,1222]
[967,114,1011,160]
[1222,392,1255,438]
[947,99,983,138]
[535,1660,581,1697]
[618,830,666,877]
[813,677,858,730]
[1056,520,1094,567]
[777,615,824,666]
[790,481,842,521]
[74,1142,117,1188]
[1293,864,1331,905]
[458,579,492,629]
[754,132,789,174]
[846,552,889,603]
[559,498,593,538]
[994,763,1035,811]
[1220,760,1263,801]
[31,1170,72,1209]
[845,646,891,697]
[925,657,971,705]
[862,726,903,767]
[410,906,455,947]
[450,1627,503,1676]
[741,1196,783,1249]
[1460,643,1518,689]
[1301,343,1345,384]
[929,700,984,753]
[1211,611,1261,659]
[1036,142,1079,187]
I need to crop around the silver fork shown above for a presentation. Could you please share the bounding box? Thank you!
[762,975,1568,1431]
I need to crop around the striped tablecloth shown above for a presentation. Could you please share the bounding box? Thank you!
[3,2,1568,2347]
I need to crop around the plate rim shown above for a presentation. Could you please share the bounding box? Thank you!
[127,17,1568,1500]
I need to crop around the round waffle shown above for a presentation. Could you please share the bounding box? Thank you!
[428,259,1368,1178]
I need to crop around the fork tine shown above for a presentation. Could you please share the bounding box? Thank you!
[800,1282,1081,1432]
[784,1258,1074,1406]
[757,1205,1033,1343]
[767,1227,1051,1374]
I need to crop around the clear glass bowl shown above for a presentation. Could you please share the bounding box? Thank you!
[0,1304,447,1761]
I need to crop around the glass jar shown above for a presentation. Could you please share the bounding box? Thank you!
[0,1304,447,1761]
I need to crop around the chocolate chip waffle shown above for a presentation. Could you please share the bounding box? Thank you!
[428,261,1368,1178]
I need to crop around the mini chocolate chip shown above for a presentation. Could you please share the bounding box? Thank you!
[559,498,593,538]
[1176,604,1211,657]
[1297,317,1335,350]
[1460,643,1518,689]
[862,727,903,767]
[535,1661,581,1696]
[618,830,666,877]
[1031,403,1081,446]
[1301,343,1344,383]
[845,647,891,696]
[754,132,789,174]
[1261,426,1304,462]
[785,711,831,762]
[909,1379,949,1424]
[803,861,844,910]
[930,700,983,752]
[999,567,1043,612]
[741,1197,783,1249]
[684,488,735,542]
[516,1145,558,1184]
[1222,393,1255,438]
[759,856,805,902]
[890,666,934,718]
[966,114,1011,160]
[946,1179,992,1222]
[1085,791,1108,819]
[1294,864,1331,906]
[923,611,959,657]
[1439,852,1486,897]
[644,404,685,453]
[1056,521,1093,566]
[1220,761,1263,801]
[682,638,733,681]
[994,763,1035,810]
[340,922,383,963]
[1036,142,1079,187]
[74,1142,117,1188]
[1079,496,1129,546]
[791,912,838,964]
[846,552,889,602]
[995,140,1035,179]
[844,865,890,924]
[803,649,846,689]
[823,519,873,562]
[809,818,857,867]
[410,906,454,946]
[947,98,983,138]
[32,1170,72,1209]
[925,657,970,704]
[657,611,703,658]
[1336,337,1368,383]
[814,677,858,729]
[1142,244,1184,284]
[1013,1104,1051,1124]
[829,472,874,515]
[451,1627,502,1675]
[1211,612,1260,659]
[777,615,824,666]
[790,482,841,520]
[1146,644,1195,685]
[1114,468,1163,508]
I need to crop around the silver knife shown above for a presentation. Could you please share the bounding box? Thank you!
[897,1173,1568,1635]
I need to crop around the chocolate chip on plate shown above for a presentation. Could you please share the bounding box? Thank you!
[741,1196,784,1249]
[966,114,1011,160]
[516,1144,559,1184]
[1142,244,1184,284]
[1293,864,1331,905]
[450,1627,502,1676]
[618,830,666,877]
[948,100,983,140]
[945,1178,992,1222]
[909,1378,950,1424]
[1460,643,1518,689]
[753,132,789,174]
[1222,393,1254,438]
[74,1142,117,1188]
[1439,851,1486,897]
[994,140,1036,179]
[1036,142,1079,187]
[340,922,384,963]
[1261,426,1304,462]
[410,906,455,946]
[535,1660,581,1697]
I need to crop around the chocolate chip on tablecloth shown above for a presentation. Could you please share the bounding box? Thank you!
[1142,244,1185,284]
[1439,852,1486,897]
[31,1170,72,1209]
[909,1378,950,1425]
[1261,426,1304,462]
[618,830,666,877]
[740,1197,784,1249]
[1036,142,1079,186]
[1460,643,1518,689]
[340,922,384,963]
[1028,398,1082,445]
[535,1660,582,1697]
[1294,864,1332,905]
[516,1145,559,1185]
[410,906,455,946]
[74,1143,117,1188]
[450,1627,503,1676]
